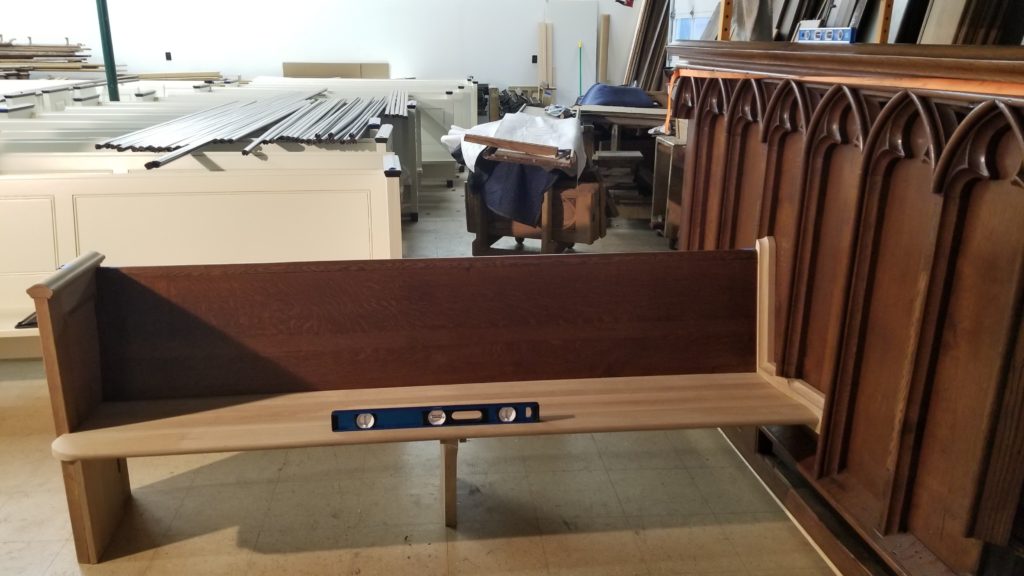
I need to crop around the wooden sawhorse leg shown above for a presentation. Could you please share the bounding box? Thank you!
[441,439,459,528]
[63,458,131,564]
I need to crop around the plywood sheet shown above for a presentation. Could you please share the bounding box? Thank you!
[282,62,389,79]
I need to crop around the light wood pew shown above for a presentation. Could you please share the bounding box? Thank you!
[30,244,818,564]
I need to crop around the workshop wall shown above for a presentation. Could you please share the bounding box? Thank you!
[4,0,646,87]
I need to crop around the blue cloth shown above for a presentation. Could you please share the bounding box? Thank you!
[578,83,658,108]
[473,158,559,225]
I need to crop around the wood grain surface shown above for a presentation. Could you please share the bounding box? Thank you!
[94,251,757,400]
[52,372,816,460]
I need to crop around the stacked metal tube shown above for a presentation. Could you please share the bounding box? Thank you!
[383,89,408,117]
[97,89,403,168]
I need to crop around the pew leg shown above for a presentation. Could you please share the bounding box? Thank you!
[441,439,459,529]
[541,189,556,254]
[62,458,130,564]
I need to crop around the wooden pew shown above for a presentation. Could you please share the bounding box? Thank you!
[30,246,818,564]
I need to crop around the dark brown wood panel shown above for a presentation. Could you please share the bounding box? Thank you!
[720,79,767,250]
[785,85,871,395]
[755,81,813,368]
[863,93,948,540]
[830,141,944,528]
[666,48,1024,576]
[905,103,1024,573]
[666,41,1024,84]
[94,252,757,401]
[680,79,731,251]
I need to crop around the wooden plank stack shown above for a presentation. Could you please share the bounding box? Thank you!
[0,38,99,77]
[623,0,670,91]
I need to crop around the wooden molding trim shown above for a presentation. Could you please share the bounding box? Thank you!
[757,237,825,432]
[667,41,1024,85]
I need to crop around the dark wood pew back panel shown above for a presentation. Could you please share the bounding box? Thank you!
[94,251,757,401]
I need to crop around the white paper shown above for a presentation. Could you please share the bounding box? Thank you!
[442,113,585,177]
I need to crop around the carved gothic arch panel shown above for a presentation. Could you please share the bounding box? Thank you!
[718,79,767,250]
[677,78,731,251]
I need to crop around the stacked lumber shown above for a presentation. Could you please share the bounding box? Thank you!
[134,72,224,82]
[623,0,669,92]
[0,38,99,76]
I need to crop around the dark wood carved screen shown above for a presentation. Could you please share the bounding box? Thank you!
[784,85,871,398]
[666,43,1024,576]
[680,78,731,251]
[719,79,766,251]
[758,80,815,365]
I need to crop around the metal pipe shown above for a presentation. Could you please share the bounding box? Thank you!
[339,97,380,140]
[281,100,329,141]
[96,100,239,149]
[314,101,353,140]
[242,100,319,155]
[353,100,388,140]
[147,102,256,151]
[121,101,248,150]
[223,100,308,142]
[222,95,311,141]
[325,97,370,141]
[304,99,348,142]
[114,102,245,151]
[95,0,120,101]
[277,100,322,140]
[103,88,326,152]
[347,98,386,141]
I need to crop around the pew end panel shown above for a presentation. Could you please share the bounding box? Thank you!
[27,252,130,564]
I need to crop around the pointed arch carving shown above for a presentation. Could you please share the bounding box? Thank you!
[767,85,868,374]
[816,91,951,539]
[899,101,1024,570]
[671,75,704,121]
[711,79,768,251]
[789,91,937,391]
[677,78,732,251]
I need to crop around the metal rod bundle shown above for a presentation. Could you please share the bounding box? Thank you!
[246,95,387,150]
[98,90,323,151]
[99,87,393,167]
[383,89,408,117]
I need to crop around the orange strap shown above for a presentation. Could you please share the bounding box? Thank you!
[663,69,688,133]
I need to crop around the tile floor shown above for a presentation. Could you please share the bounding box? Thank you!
[0,181,837,575]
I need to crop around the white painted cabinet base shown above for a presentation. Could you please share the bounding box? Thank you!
[0,169,402,358]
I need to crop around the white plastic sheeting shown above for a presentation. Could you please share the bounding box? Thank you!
[442,112,586,177]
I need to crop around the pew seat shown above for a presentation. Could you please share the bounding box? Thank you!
[52,372,816,461]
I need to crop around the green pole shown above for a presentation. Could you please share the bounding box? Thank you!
[578,40,583,98]
[96,0,120,101]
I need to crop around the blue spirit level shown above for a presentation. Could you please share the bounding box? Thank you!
[332,402,541,432]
